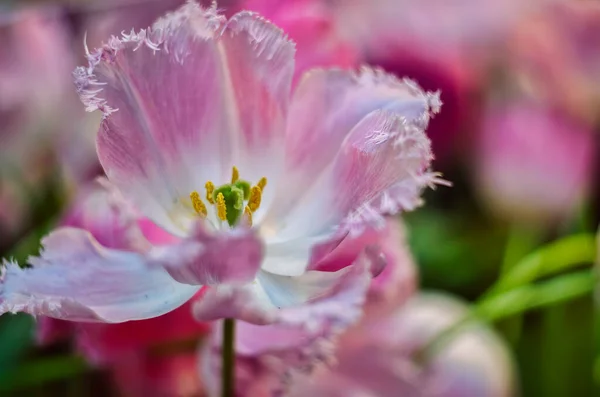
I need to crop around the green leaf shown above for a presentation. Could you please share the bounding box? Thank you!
[485,234,596,297]
[476,270,595,321]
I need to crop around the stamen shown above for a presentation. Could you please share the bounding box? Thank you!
[231,166,240,184]
[216,192,227,221]
[244,206,253,226]
[257,177,267,190]
[248,186,263,212]
[189,191,207,217]
[205,181,215,204]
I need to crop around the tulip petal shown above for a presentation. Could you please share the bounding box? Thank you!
[74,2,295,233]
[219,12,295,220]
[1,228,199,323]
[265,68,439,239]
[277,108,437,241]
[157,223,264,286]
[193,248,381,325]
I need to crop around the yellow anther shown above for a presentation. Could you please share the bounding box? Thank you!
[248,186,263,213]
[189,191,207,217]
[257,177,267,190]
[205,181,215,204]
[216,192,227,221]
[244,206,253,226]
[231,166,240,184]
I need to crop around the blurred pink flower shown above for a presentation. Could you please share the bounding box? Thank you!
[509,0,600,125]
[36,181,209,396]
[0,7,98,183]
[475,100,595,223]
[77,0,186,51]
[331,0,554,162]
[295,292,517,397]
[238,0,358,82]
[333,0,549,59]
[1,2,439,326]
[201,219,417,396]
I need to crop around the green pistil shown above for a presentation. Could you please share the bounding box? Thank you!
[214,180,250,226]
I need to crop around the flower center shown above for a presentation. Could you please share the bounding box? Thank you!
[189,166,267,227]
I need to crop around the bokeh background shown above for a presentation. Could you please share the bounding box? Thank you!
[0,0,599,396]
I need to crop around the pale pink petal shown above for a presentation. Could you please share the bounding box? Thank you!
[194,249,380,325]
[1,228,199,322]
[263,68,438,242]
[218,11,295,198]
[193,282,278,325]
[271,108,436,247]
[313,219,417,318]
[200,254,378,396]
[47,180,264,287]
[74,2,295,232]
[157,223,264,286]
[60,178,147,250]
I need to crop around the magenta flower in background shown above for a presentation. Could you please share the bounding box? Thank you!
[475,99,595,224]
[238,0,359,82]
[201,219,418,396]
[368,48,473,164]
[1,2,439,326]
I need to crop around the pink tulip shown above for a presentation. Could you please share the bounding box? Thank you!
[508,0,600,125]
[475,100,595,223]
[0,7,99,183]
[1,2,439,327]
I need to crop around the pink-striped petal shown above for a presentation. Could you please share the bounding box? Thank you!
[193,248,381,325]
[312,218,417,318]
[74,2,295,233]
[0,228,199,323]
[157,223,264,286]
[264,68,439,240]
[274,109,437,243]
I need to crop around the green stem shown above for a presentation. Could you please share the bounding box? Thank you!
[497,223,541,345]
[500,223,541,275]
[476,270,595,321]
[222,318,236,397]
